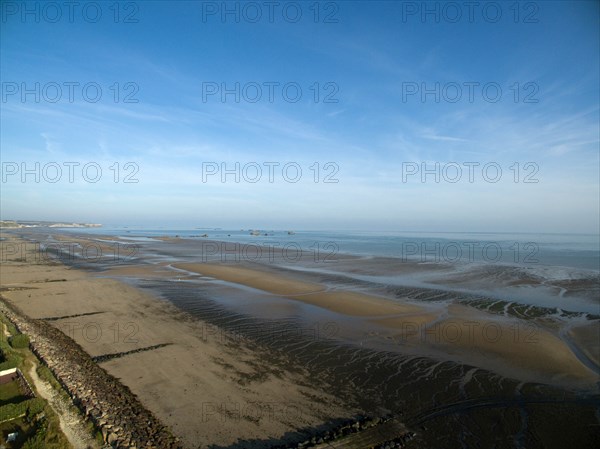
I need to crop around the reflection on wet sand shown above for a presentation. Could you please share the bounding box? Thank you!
[2,230,599,448]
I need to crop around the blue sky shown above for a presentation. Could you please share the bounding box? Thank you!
[1,0,599,233]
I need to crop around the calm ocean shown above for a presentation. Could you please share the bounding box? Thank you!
[66,227,600,272]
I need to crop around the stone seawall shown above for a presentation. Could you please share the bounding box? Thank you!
[0,298,183,449]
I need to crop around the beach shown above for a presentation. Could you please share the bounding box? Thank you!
[174,262,597,385]
[1,229,599,448]
[0,233,350,448]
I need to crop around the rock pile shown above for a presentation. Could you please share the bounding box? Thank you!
[0,300,182,449]
[371,431,416,449]
[288,415,415,449]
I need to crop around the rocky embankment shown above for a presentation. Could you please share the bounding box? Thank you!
[0,298,182,449]
[267,415,416,449]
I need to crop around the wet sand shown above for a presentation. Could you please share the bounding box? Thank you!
[0,234,349,448]
[2,230,599,449]
[568,322,600,368]
[175,262,598,387]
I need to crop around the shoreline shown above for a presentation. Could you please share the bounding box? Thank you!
[174,262,599,388]
[1,230,599,448]
[3,228,598,387]
[0,233,352,448]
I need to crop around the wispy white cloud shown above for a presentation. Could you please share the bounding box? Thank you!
[421,134,469,142]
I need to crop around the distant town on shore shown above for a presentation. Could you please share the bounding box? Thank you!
[0,220,102,228]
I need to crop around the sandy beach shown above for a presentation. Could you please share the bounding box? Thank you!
[0,234,350,448]
[175,262,598,386]
[1,231,599,449]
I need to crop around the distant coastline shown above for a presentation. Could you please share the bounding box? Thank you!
[0,220,102,228]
